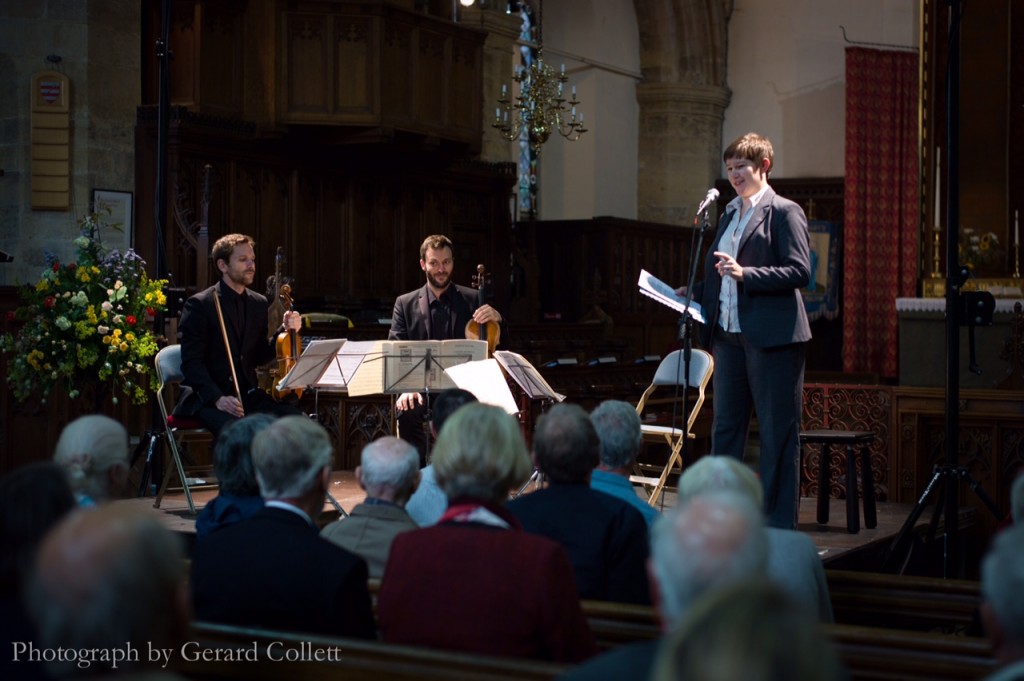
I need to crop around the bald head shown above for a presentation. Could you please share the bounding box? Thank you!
[29,505,186,675]
[357,436,421,505]
[650,491,768,628]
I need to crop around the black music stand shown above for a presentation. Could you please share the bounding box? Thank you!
[494,351,566,497]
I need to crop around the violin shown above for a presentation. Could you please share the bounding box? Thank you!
[464,263,500,356]
[273,283,303,401]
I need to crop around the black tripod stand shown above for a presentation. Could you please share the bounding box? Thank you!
[129,424,168,498]
[883,0,1003,576]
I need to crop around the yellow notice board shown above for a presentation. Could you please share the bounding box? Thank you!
[31,70,71,210]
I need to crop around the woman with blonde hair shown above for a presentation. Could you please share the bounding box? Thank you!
[378,402,595,663]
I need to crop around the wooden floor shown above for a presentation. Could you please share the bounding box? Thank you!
[125,470,956,570]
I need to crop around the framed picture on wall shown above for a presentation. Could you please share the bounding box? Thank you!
[91,189,133,253]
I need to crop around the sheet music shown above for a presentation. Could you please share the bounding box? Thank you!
[344,341,388,397]
[275,339,346,391]
[493,350,566,401]
[347,340,487,396]
[637,269,705,323]
[444,359,519,415]
[335,340,381,385]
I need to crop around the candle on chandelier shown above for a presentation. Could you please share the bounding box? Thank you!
[501,83,506,97]
[1015,209,1019,247]
[934,147,941,232]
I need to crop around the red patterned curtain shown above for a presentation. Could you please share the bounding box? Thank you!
[843,47,919,377]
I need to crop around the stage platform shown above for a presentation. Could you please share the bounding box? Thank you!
[124,471,972,571]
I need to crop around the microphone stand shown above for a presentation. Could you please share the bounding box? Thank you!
[668,205,714,505]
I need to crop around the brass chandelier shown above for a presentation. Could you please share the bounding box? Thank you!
[492,2,586,151]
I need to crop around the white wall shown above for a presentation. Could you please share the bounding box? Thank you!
[721,0,917,178]
[536,0,640,220]
[536,0,918,221]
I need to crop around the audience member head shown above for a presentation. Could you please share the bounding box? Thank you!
[0,462,76,594]
[532,403,599,484]
[652,580,844,681]
[1011,471,1024,524]
[358,436,421,506]
[433,403,531,505]
[430,388,478,438]
[252,416,332,516]
[590,399,643,471]
[53,415,130,504]
[28,505,187,677]
[649,491,768,629]
[214,414,275,497]
[981,523,1024,666]
[677,455,764,507]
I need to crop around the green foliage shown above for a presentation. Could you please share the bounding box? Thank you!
[1,215,168,405]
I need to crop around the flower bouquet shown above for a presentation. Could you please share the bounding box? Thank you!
[958,227,1004,271]
[1,214,168,405]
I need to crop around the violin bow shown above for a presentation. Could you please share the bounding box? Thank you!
[212,289,243,403]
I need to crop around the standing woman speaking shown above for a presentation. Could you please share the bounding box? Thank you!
[690,132,811,529]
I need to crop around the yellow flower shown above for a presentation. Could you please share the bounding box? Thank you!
[35,280,49,292]
[102,336,112,345]
[27,349,44,370]
[125,333,135,342]
[78,269,91,282]
[119,342,128,352]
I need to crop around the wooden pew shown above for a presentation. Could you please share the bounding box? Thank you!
[826,624,995,681]
[180,621,568,681]
[826,569,982,633]
[578,599,995,681]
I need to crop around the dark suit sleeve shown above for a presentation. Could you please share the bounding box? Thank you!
[179,293,225,408]
[388,295,409,340]
[251,297,277,368]
[331,556,376,639]
[741,199,811,293]
[605,506,652,605]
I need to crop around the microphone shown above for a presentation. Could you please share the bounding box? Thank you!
[694,188,720,216]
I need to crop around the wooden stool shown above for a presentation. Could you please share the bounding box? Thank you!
[800,429,877,533]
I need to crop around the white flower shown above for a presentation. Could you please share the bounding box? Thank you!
[101,301,113,312]
[55,317,71,331]
[97,325,109,334]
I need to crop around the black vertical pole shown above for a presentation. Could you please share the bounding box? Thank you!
[943,0,963,578]
[154,0,170,282]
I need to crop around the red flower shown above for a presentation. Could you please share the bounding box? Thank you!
[146,307,156,317]
[126,315,137,326]
[67,263,76,270]
[44,296,56,309]
[5,310,15,322]
[51,262,60,272]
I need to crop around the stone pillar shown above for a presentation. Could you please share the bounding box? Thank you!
[636,82,731,226]
[459,8,522,163]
